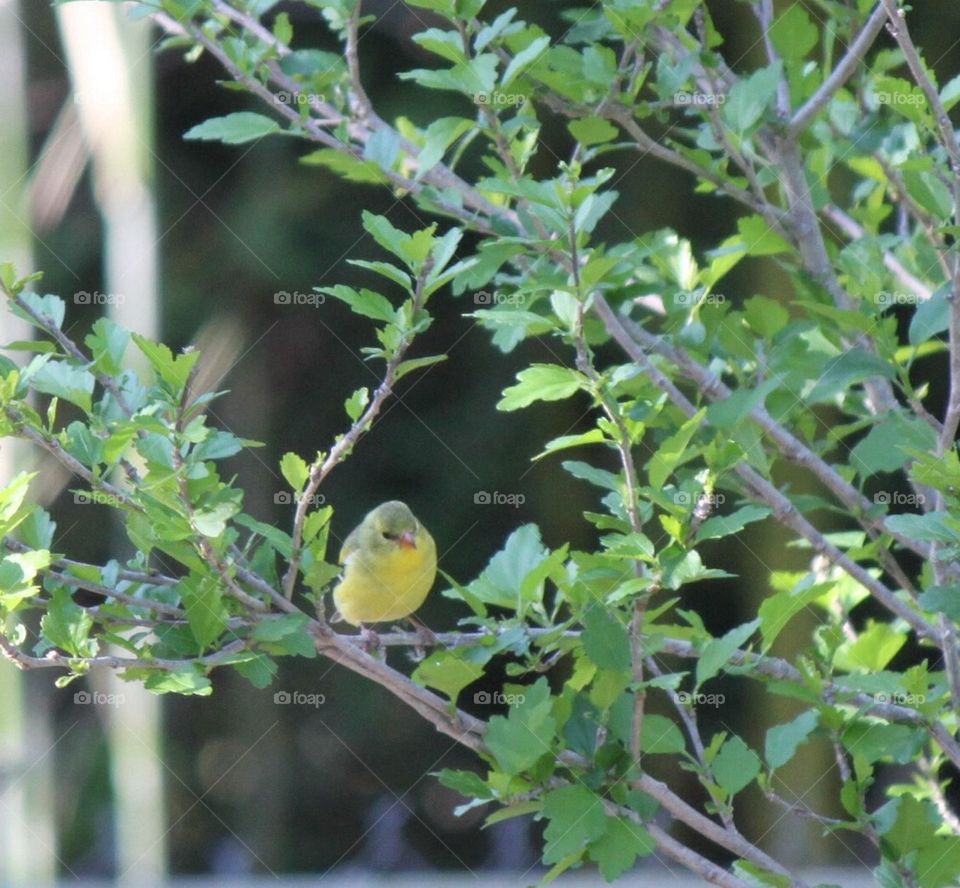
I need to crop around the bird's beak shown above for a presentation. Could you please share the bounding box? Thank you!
[398,531,417,549]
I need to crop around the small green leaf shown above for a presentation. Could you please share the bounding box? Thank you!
[412,650,484,702]
[582,606,631,671]
[712,735,761,796]
[41,586,95,657]
[640,713,686,755]
[394,354,447,381]
[587,816,655,880]
[568,117,619,146]
[484,677,556,774]
[766,710,818,769]
[25,357,94,413]
[344,387,369,422]
[696,619,760,689]
[542,785,607,864]
[280,452,310,493]
[179,576,228,651]
[497,364,585,411]
[184,112,281,145]
[318,285,396,323]
[648,409,705,489]
[144,669,213,696]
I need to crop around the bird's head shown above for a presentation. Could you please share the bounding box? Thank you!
[367,500,420,551]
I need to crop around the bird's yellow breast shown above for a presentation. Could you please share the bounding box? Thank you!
[333,531,437,626]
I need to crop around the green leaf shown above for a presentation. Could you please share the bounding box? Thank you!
[394,354,447,381]
[467,524,550,610]
[640,713,686,755]
[412,650,484,702]
[235,653,277,688]
[184,112,281,145]
[415,117,473,179]
[534,428,607,460]
[144,669,212,696]
[723,62,781,132]
[648,409,705,489]
[497,364,585,411]
[768,4,818,61]
[542,785,607,864]
[851,412,938,478]
[40,586,95,657]
[484,677,556,774]
[25,357,94,413]
[873,76,930,126]
[132,334,200,390]
[344,387,369,422]
[696,619,760,689]
[85,317,129,375]
[765,710,818,769]
[695,505,770,542]
[300,149,388,184]
[568,116,619,146]
[17,507,55,550]
[438,768,494,801]
[834,620,906,672]
[712,735,761,796]
[909,285,950,346]
[758,579,828,652]
[919,584,960,621]
[736,214,792,256]
[582,606,631,671]
[179,576,228,651]
[318,285,396,322]
[587,816,655,881]
[280,452,309,493]
[806,348,896,404]
[885,511,960,544]
[561,460,621,492]
[501,35,549,86]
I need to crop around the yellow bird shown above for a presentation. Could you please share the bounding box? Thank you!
[332,501,437,628]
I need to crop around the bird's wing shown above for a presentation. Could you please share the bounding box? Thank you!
[338,525,362,565]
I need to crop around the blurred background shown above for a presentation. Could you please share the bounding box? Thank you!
[0,0,958,884]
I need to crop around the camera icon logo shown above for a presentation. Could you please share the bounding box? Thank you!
[274,691,291,704]
[74,691,91,704]
[474,691,491,704]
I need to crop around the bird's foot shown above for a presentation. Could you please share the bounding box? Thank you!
[403,615,436,662]
[359,625,383,657]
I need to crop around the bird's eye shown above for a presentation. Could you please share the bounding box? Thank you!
[382,531,395,541]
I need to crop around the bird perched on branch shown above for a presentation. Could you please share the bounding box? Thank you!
[332,501,437,637]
